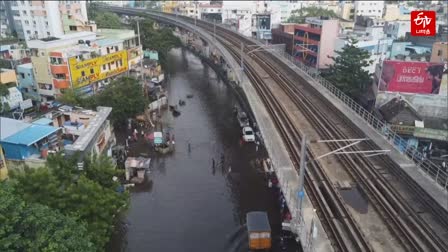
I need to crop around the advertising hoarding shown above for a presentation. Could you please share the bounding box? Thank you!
[378,60,445,94]
[69,50,129,88]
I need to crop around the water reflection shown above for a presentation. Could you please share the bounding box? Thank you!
[108,48,288,252]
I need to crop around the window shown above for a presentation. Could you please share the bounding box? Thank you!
[30,10,34,15]
[90,68,94,74]
[47,32,50,36]
[115,61,118,68]
[103,64,106,70]
[114,46,118,51]
[20,73,25,79]
[26,30,31,34]
[438,50,442,56]
[33,20,36,25]
[45,21,48,26]
[55,73,65,79]
[69,25,77,31]
[24,20,29,25]
[106,47,110,54]
[81,71,85,77]
[34,31,38,35]
[22,10,27,15]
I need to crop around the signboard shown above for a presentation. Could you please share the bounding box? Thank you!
[68,50,129,88]
[411,11,436,37]
[377,60,445,94]
[19,99,33,110]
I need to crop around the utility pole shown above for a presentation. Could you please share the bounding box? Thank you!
[298,134,307,215]
[240,42,244,70]
[213,19,216,41]
[137,19,144,83]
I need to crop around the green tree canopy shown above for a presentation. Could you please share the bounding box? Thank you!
[324,37,373,99]
[94,77,148,126]
[287,6,339,23]
[87,3,122,29]
[9,153,129,250]
[133,18,182,66]
[58,77,148,126]
[0,182,95,252]
[0,85,10,113]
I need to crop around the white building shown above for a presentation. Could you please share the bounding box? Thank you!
[335,31,393,74]
[0,87,23,111]
[354,1,385,20]
[384,20,410,39]
[9,0,88,41]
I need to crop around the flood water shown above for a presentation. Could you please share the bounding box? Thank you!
[107,48,298,252]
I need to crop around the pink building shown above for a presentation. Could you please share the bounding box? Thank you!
[272,17,340,69]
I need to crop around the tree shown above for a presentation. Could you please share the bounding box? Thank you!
[58,77,147,126]
[133,19,182,66]
[9,153,129,250]
[94,77,148,126]
[0,85,10,113]
[0,182,95,252]
[324,37,373,99]
[287,6,339,23]
[87,3,122,29]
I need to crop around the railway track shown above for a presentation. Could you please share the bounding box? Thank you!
[186,17,448,251]
[101,6,448,251]
[220,35,372,252]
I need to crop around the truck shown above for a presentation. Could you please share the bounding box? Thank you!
[246,211,272,250]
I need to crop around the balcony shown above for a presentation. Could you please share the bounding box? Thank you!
[38,88,54,96]
[50,64,69,74]
[53,79,70,89]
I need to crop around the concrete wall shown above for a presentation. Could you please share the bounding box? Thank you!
[376,92,448,120]
[17,63,40,101]
[0,69,17,85]
[318,20,339,69]
[431,42,448,63]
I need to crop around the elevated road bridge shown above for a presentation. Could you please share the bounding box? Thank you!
[103,5,448,252]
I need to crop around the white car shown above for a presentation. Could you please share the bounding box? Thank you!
[242,127,255,142]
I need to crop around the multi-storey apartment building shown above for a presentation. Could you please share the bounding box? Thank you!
[28,29,142,100]
[8,0,93,41]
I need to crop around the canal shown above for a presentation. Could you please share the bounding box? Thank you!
[108,48,298,252]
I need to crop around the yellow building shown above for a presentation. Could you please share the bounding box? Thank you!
[0,69,17,85]
[383,4,410,21]
[0,145,7,181]
[162,1,178,13]
[68,50,129,88]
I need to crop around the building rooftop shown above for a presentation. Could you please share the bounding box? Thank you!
[2,124,59,146]
[96,28,136,40]
[94,38,123,47]
[0,117,30,141]
[64,106,112,152]
[33,118,53,125]
[27,31,97,49]
[17,63,33,69]
[1,117,60,146]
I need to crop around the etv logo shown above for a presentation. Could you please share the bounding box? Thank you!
[411,11,436,36]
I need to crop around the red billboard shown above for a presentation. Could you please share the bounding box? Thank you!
[378,60,445,94]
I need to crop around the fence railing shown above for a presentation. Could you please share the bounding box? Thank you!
[270,49,447,192]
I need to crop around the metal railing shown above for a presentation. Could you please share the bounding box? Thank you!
[271,49,447,191]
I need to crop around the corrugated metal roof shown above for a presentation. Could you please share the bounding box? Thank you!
[2,124,59,146]
[33,118,53,125]
[0,117,30,141]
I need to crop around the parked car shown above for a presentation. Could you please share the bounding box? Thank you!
[242,126,255,142]
[237,111,250,128]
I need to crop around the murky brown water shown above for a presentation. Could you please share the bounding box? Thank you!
[107,48,299,252]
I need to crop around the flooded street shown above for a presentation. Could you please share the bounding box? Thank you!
[108,48,297,252]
